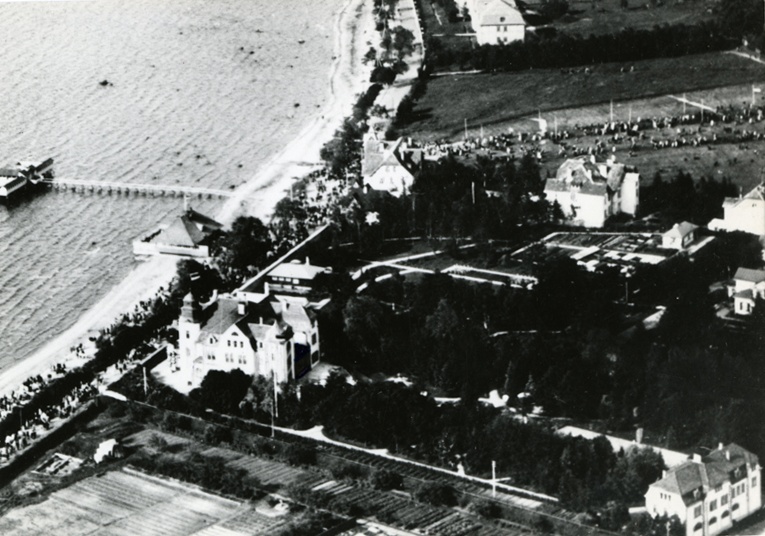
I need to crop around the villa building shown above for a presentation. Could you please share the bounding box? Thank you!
[361,132,422,198]
[709,184,765,236]
[177,292,321,388]
[727,267,765,316]
[645,443,761,536]
[544,156,640,228]
[465,0,525,45]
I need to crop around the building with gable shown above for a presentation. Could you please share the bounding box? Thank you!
[662,222,699,251]
[727,267,765,316]
[645,443,761,536]
[133,207,223,257]
[466,0,525,45]
[709,184,765,237]
[177,292,320,388]
[544,156,640,228]
[361,132,422,197]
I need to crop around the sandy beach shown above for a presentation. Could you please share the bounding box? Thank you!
[0,0,374,400]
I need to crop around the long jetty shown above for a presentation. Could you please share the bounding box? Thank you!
[42,178,233,199]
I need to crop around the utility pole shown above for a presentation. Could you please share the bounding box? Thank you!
[464,118,468,140]
[610,100,613,123]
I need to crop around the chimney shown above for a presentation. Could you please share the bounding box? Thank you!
[718,442,724,452]
[662,470,668,479]
[264,282,270,296]
[305,256,310,265]
[726,450,731,461]
[693,453,702,463]
[237,302,246,316]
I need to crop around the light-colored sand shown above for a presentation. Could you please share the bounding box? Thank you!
[0,0,374,400]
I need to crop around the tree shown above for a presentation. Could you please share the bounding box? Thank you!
[192,369,253,415]
[218,216,272,285]
[369,468,404,490]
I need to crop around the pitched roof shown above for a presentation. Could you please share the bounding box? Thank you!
[724,185,765,209]
[0,168,19,177]
[479,0,524,26]
[186,208,223,232]
[161,214,207,247]
[269,260,328,281]
[650,443,758,504]
[362,137,414,179]
[734,267,765,284]
[733,289,756,301]
[200,299,242,337]
[663,221,698,239]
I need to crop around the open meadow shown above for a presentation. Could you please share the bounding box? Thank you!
[404,52,765,140]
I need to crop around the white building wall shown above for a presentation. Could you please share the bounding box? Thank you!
[547,189,607,228]
[476,23,524,45]
[620,173,640,215]
[723,201,765,236]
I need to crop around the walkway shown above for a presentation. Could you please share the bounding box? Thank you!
[43,178,233,198]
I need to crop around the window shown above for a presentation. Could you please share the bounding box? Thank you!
[721,495,728,506]
[710,500,717,511]
[721,510,729,518]
[753,476,757,489]
[709,517,717,525]
[715,484,722,493]
[693,523,703,532]
[694,506,702,518]
[227,340,231,347]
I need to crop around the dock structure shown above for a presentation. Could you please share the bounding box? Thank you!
[42,178,234,199]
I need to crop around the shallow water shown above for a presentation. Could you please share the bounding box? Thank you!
[0,0,342,367]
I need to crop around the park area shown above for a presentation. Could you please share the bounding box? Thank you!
[403,52,765,140]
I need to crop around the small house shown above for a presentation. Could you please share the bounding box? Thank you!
[661,222,699,250]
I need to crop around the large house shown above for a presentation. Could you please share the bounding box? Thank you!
[544,156,640,228]
[645,443,761,536]
[727,267,765,316]
[709,184,765,236]
[465,0,525,45]
[177,293,320,388]
[361,132,421,197]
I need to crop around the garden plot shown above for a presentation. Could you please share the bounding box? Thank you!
[0,468,291,536]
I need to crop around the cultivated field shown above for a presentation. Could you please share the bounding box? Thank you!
[404,53,765,140]
[0,468,292,536]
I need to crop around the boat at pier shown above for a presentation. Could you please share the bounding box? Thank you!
[0,159,54,200]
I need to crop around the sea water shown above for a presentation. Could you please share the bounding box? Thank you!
[0,0,343,368]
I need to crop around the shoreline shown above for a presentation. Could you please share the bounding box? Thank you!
[0,0,374,400]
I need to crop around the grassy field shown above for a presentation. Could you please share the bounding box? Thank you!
[527,0,715,36]
[404,52,765,140]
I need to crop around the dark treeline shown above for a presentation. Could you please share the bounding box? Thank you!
[640,171,738,224]
[332,153,560,255]
[428,21,732,72]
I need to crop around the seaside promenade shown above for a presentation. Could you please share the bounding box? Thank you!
[0,0,374,407]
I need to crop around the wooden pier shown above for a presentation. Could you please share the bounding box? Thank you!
[42,178,234,199]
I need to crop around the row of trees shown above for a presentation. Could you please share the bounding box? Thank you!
[640,171,738,224]
[428,21,733,72]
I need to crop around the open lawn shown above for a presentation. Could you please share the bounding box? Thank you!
[404,52,765,140]
[526,0,715,36]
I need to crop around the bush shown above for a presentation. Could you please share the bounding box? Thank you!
[414,481,458,507]
[329,459,369,481]
[283,443,317,466]
[370,468,404,490]
[203,424,233,445]
[472,497,501,519]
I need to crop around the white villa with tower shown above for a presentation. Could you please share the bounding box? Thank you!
[176,258,328,388]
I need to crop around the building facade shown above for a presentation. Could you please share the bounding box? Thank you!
[662,222,699,251]
[465,0,525,45]
[361,133,421,197]
[544,157,640,228]
[709,185,765,236]
[728,267,765,316]
[177,293,320,388]
[645,443,761,536]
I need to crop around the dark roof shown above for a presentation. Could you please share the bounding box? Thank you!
[186,208,223,232]
[650,443,758,504]
[663,221,698,239]
[200,299,242,336]
[161,215,207,247]
[734,267,765,284]
[0,168,19,178]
